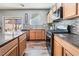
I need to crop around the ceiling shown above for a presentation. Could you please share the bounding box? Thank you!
[0,3,53,9]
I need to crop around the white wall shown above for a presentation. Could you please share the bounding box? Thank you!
[0,9,49,32]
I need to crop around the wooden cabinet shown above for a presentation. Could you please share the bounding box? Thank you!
[63,49,73,56]
[30,30,36,40]
[54,40,63,56]
[26,30,30,41]
[19,33,26,56]
[0,38,18,56]
[29,29,45,41]
[4,45,18,56]
[48,3,79,21]
[54,35,79,56]
[36,30,41,40]
[62,3,77,19]
[77,3,79,15]
[0,32,27,56]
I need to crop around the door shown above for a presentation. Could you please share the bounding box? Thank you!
[77,4,79,15]
[63,49,73,56]
[4,45,18,56]
[30,30,36,40]
[36,30,42,40]
[63,3,76,19]
[54,40,63,56]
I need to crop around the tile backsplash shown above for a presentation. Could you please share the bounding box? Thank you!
[53,17,79,35]
[70,25,79,35]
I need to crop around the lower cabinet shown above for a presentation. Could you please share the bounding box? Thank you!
[19,39,26,56]
[53,35,79,56]
[29,29,45,41]
[63,49,73,56]
[0,38,18,56]
[0,32,27,56]
[54,40,63,56]
[19,33,26,56]
[30,30,36,40]
[4,45,18,56]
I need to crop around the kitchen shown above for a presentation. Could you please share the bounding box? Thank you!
[0,3,79,56]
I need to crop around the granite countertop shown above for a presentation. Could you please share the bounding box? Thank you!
[0,30,26,47]
[54,33,79,48]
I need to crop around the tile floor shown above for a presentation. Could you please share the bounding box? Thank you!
[24,41,50,56]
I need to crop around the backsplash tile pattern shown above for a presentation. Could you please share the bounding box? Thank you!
[54,18,79,35]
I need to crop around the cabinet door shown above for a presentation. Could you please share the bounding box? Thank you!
[19,39,26,56]
[19,33,26,56]
[63,49,73,56]
[30,30,36,40]
[0,38,18,56]
[36,30,41,40]
[54,40,63,56]
[63,3,76,19]
[4,45,18,56]
[26,31,30,41]
[77,4,79,15]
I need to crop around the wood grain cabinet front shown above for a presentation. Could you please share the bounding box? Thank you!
[54,40,63,56]
[63,49,73,56]
[30,30,36,40]
[29,29,45,41]
[0,38,18,56]
[4,45,18,56]
[36,30,42,40]
[54,35,79,56]
[77,3,79,15]
[19,33,26,56]
[62,3,76,19]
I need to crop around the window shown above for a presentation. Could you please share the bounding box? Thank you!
[4,17,22,33]
[29,13,44,29]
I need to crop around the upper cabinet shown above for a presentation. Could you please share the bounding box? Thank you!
[62,3,77,19]
[77,3,79,15]
[47,3,79,22]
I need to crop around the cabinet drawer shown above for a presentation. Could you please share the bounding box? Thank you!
[0,38,18,56]
[19,33,26,42]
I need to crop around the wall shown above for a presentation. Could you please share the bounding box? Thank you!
[0,9,49,32]
[54,18,79,35]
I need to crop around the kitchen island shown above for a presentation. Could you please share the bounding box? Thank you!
[0,31,27,56]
